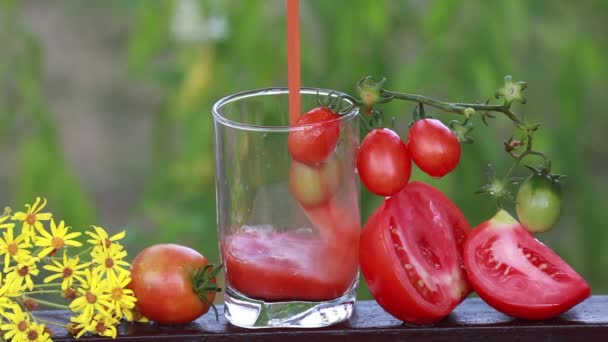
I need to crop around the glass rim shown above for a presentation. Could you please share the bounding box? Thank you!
[212,87,359,132]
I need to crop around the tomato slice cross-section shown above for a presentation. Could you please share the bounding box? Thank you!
[360,181,471,324]
[463,209,590,320]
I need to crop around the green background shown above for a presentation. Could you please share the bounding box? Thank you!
[1,0,607,299]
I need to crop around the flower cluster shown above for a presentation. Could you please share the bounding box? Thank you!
[0,197,144,341]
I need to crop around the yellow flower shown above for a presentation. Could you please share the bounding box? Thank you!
[69,269,112,320]
[1,302,30,342]
[0,228,32,271]
[123,306,150,323]
[36,219,82,258]
[0,276,17,318]
[71,313,118,339]
[5,257,40,291]
[91,244,130,281]
[85,226,125,253]
[43,252,89,291]
[11,197,52,243]
[22,321,51,342]
[107,272,137,321]
[0,214,14,230]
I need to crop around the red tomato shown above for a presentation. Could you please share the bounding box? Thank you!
[288,107,341,165]
[129,244,220,324]
[407,118,461,178]
[223,226,359,301]
[463,210,590,320]
[289,157,341,208]
[359,181,471,324]
[356,128,411,196]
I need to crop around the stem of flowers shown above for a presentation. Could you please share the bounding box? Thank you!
[33,283,63,289]
[22,296,70,310]
[73,246,93,259]
[24,290,63,295]
[29,313,68,329]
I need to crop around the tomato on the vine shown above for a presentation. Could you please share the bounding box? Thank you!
[360,181,471,324]
[463,210,590,320]
[129,244,221,324]
[407,118,461,178]
[516,173,562,233]
[288,107,341,165]
[356,128,411,196]
[289,156,341,208]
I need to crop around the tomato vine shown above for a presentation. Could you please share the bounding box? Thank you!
[352,75,563,204]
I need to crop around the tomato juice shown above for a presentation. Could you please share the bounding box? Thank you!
[223,226,358,301]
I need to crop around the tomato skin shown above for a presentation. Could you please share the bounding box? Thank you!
[516,173,562,233]
[360,181,471,324]
[463,210,590,320]
[407,119,461,178]
[129,244,217,324]
[289,157,341,208]
[288,107,341,165]
[356,128,411,196]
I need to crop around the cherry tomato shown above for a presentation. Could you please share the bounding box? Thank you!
[463,210,590,320]
[407,118,461,178]
[289,157,341,208]
[288,107,341,165]
[129,244,221,324]
[516,173,563,233]
[360,181,471,324]
[356,128,411,196]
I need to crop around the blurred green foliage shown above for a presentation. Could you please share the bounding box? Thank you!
[1,0,607,299]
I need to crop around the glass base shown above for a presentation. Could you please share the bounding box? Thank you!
[224,280,358,329]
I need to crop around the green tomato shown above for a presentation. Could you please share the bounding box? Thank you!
[515,173,562,233]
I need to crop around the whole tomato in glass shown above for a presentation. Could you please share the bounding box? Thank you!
[288,107,341,165]
[407,118,461,178]
[129,244,221,324]
[356,128,411,196]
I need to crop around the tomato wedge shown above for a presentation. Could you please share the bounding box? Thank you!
[360,181,471,324]
[463,210,590,320]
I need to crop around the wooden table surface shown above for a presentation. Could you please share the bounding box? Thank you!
[41,296,608,341]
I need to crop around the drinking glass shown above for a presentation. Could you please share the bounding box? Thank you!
[212,88,360,328]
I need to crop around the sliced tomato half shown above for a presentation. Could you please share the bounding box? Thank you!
[463,209,590,320]
[360,181,472,324]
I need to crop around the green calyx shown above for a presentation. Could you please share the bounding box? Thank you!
[191,263,223,321]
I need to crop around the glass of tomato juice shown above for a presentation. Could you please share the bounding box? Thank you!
[212,88,360,328]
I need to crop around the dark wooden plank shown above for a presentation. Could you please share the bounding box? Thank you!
[40,296,608,342]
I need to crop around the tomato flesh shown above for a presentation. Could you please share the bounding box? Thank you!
[463,210,590,320]
[359,181,471,324]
